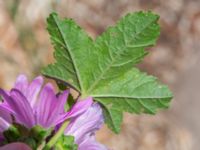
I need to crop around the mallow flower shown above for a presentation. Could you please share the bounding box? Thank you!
[0,74,93,129]
[0,75,92,141]
[0,74,107,150]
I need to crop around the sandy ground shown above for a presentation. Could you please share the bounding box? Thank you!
[171,51,200,149]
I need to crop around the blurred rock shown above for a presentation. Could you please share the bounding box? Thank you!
[0,1,30,88]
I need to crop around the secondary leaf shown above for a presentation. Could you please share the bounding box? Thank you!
[42,11,173,133]
[54,135,78,150]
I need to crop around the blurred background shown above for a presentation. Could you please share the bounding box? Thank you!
[0,0,199,149]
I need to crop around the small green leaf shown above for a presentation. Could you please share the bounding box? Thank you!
[43,11,173,133]
[54,135,78,150]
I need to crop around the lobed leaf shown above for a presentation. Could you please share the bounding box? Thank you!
[42,12,173,133]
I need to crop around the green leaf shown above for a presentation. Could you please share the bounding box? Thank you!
[42,11,173,133]
[54,135,78,150]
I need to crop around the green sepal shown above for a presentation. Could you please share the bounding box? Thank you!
[3,125,20,143]
[29,125,52,146]
[2,124,53,150]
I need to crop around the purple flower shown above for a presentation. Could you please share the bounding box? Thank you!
[65,103,107,150]
[0,74,107,149]
[0,74,92,130]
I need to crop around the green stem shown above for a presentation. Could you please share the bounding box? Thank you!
[45,120,69,149]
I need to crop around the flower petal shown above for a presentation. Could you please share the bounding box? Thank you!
[0,117,10,133]
[0,142,32,150]
[65,103,104,144]
[27,76,43,107]
[56,97,93,124]
[79,136,107,150]
[14,74,28,93]
[67,97,93,118]
[14,75,43,108]
[56,90,69,114]
[46,90,69,126]
[0,89,35,128]
[0,104,12,124]
[36,83,57,128]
